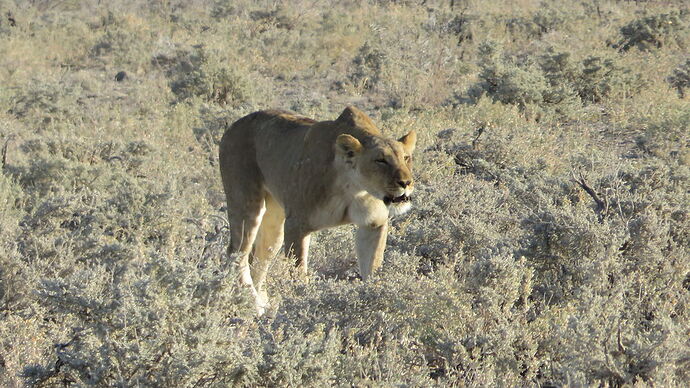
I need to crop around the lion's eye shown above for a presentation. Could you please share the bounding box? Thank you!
[404,155,411,162]
[376,159,388,166]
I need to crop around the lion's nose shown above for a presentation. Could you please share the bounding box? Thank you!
[397,180,411,188]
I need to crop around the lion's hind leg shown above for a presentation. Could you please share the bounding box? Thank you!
[226,190,266,314]
[251,193,285,305]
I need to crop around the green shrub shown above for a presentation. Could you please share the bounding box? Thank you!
[476,41,549,109]
[537,50,580,106]
[506,6,565,41]
[578,54,642,102]
[616,12,686,52]
[537,50,642,105]
[474,42,641,116]
[0,169,21,213]
[210,0,236,20]
[668,58,690,98]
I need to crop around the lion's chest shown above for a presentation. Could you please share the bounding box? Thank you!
[308,195,351,230]
[307,191,388,230]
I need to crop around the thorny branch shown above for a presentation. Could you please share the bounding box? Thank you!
[472,124,485,150]
[573,171,608,220]
[1,135,14,171]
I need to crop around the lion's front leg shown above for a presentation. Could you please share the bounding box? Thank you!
[284,218,312,280]
[355,222,388,281]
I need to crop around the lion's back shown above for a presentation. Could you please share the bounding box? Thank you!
[219,109,327,199]
[220,110,313,157]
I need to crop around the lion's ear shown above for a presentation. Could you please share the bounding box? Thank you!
[398,130,417,154]
[335,134,362,160]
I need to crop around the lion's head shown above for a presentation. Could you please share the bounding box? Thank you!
[335,117,416,216]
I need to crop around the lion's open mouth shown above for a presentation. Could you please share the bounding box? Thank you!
[383,194,411,205]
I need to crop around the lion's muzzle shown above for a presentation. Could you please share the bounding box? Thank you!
[383,193,411,205]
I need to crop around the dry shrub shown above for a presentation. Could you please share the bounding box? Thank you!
[1,1,688,387]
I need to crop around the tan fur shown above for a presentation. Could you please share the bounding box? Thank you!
[219,106,416,314]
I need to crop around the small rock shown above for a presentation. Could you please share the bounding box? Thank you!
[437,128,456,139]
[7,12,16,27]
[114,71,127,82]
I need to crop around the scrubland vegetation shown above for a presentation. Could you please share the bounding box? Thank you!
[0,0,688,386]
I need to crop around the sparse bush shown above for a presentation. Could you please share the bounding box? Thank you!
[0,4,17,35]
[92,29,140,57]
[0,173,25,313]
[167,47,254,105]
[635,105,690,162]
[9,79,84,127]
[90,14,154,68]
[427,12,475,45]
[446,14,474,44]
[249,7,296,31]
[349,42,388,90]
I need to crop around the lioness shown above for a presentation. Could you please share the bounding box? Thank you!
[219,106,416,314]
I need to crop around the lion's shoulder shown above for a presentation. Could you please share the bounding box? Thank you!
[261,109,318,127]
